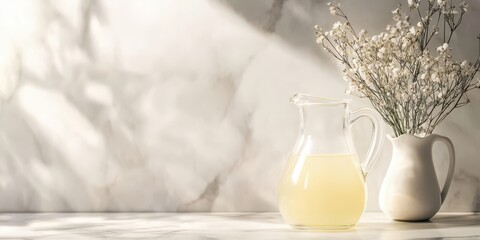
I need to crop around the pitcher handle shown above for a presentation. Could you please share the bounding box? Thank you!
[431,134,455,204]
[349,108,385,176]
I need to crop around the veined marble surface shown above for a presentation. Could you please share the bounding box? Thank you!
[0,0,479,212]
[0,213,479,239]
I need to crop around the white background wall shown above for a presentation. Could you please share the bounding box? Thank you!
[0,0,478,212]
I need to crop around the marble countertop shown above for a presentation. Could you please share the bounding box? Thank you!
[0,212,478,239]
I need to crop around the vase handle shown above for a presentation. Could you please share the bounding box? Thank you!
[431,134,455,204]
[349,108,385,177]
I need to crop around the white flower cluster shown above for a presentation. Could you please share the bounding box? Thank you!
[316,1,480,136]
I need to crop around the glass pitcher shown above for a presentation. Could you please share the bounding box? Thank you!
[278,94,384,230]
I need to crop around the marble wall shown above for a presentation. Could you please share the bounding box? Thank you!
[0,0,478,212]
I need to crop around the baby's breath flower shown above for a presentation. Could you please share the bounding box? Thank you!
[436,43,449,53]
[409,26,416,35]
[460,2,468,12]
[329,6,337,15]
[332,21,342,30]
[327,2,341,15]
[437,0,447,7]
[316,36,324,43]
[377,47,386,58]
[408,0,420,8]
[392,8,401,21]
[359,29,367,38]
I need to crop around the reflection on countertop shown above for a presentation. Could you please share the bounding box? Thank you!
[0,212,478,239]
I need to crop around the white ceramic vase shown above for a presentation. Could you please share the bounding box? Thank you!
[379,134,455,221]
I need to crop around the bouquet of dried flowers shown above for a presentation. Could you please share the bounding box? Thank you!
[315,0,480,136]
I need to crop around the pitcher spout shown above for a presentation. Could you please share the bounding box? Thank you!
[290,94,349,106]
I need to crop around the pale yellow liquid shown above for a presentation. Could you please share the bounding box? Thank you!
[278,154,366,230]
